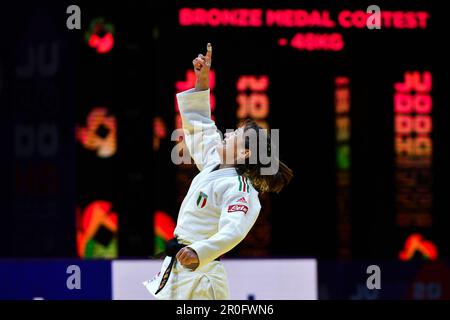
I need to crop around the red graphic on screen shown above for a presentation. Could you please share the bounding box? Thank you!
[76,200,118,258]
[76,107,117,158]
[399,233,438,261]
[290,32,343,51]
[179,8,264,27]
[395,71,432,93]
[175,70,216,129]
[335,76,352,258]
[173,70,217,162]
[178,8,429,52]
[85,18,115,54]
[278,38,288,46]
[154,211,176,253]
[175,70,216,112]
[394,71,433,229]
[179,8,429,29]
[236,75,269,128]
[153,117,167,151]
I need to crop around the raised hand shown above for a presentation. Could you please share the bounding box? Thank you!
[193,43,212,91]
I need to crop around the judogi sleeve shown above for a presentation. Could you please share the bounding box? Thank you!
[176,88,222,171]
[188,182,261,269]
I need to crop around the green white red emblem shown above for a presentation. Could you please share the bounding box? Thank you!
[196,191,208,208]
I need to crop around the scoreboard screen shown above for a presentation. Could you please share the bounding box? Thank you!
[1,0,448,260]
[162,1,445,259]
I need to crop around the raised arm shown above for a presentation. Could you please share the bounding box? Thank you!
[176,43,222,170]
[194,42,212,92]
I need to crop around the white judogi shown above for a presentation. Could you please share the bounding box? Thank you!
[144,88,261,300]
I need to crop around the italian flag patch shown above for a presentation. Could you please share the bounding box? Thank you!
[196,191,208,208]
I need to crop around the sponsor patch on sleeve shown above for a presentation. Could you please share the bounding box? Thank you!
[227,204,248,214]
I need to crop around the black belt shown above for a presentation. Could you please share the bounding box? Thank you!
[154,238,184,294]
[154,238,220,295]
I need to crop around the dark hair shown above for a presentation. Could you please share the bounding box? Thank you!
[234,119,293,193]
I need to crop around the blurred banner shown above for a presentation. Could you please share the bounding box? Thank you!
[113,259,317,300]
[319,260,450,300]
[0,2,77,257]
[0,260,112,300]
[2,259,450,300]
[0,259,316,300]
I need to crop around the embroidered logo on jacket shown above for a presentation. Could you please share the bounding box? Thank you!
[236,197,248,203]
[228,204,248,214]
[196,191,208,208]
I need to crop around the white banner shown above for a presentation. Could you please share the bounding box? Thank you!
[112,259,317,300]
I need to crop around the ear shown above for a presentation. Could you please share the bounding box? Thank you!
[242,149,251,160]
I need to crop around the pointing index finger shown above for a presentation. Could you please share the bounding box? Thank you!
[206,43,212,58]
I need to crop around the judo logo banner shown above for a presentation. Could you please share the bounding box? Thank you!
[196,191,208,208]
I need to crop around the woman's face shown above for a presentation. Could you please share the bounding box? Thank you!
[218,126,249,164]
